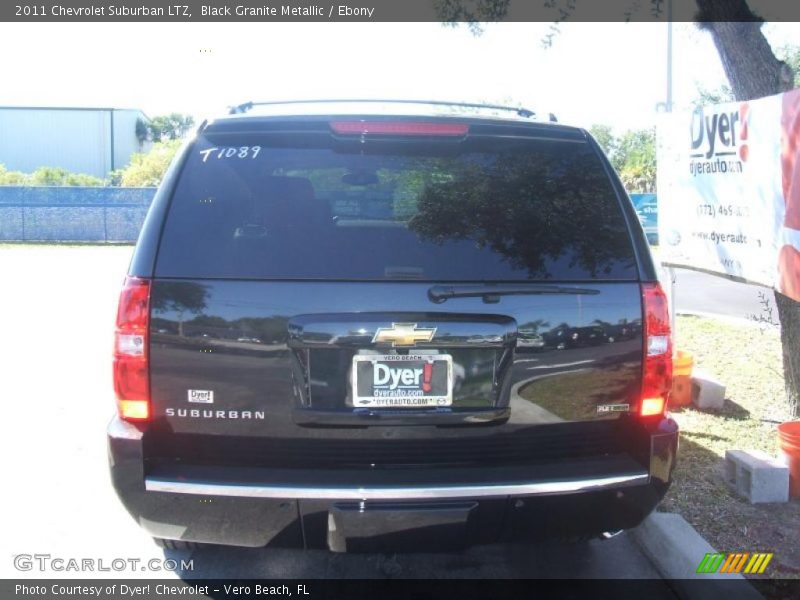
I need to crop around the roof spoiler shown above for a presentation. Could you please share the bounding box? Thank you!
[226,99,541,120]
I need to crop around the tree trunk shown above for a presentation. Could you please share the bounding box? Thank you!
[696,0,799,417]
[775,293,800,417]
[699,21,793,100]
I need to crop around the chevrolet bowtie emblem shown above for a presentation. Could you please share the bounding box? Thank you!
[372,323,437,347]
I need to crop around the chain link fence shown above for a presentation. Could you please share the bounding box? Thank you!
[0,186,156,242]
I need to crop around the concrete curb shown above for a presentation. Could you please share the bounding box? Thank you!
[629,512,762,599]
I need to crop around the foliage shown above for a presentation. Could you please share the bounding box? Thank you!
[693,84,735,108]
[776,45,800,88]
[614,128,656,193]
[28,166,104,187]
[0,164,104,187]
[147,113,195,142]
[0,164,28,185]
[588,125,656,193]
[434,0,511,34]
[111,140,182,187]
[135,118,150,145]
[587,124,616,157]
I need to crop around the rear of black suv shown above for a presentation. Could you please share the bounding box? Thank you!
[108,105,678,552]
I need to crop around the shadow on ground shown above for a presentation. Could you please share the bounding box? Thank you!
[162,535,664,580]
[660,435,800,582]
[669,398,751,421]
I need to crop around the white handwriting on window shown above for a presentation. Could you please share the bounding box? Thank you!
[199,146,262,162]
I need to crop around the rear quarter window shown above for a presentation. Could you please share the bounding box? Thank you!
[154,131,637,281]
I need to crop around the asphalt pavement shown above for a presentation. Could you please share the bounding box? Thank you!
[660,266,779,325]
[174,536,663,579]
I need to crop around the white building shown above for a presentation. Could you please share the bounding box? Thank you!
[0,106,148,178]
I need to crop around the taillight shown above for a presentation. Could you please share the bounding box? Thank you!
[640,282,672,418]
[330,121,469,136]
[113,276,151,421]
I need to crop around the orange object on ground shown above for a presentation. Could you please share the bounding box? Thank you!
[778,421,800,498]
[670,351,694,407]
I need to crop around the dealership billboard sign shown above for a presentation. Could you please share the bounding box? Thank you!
[657,89,800,302]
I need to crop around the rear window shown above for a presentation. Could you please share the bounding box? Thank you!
[155,131,637,281]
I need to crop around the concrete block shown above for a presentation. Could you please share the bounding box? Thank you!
[725,449,789,503]
[692,369,726,410]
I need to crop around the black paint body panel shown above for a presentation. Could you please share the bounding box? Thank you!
[110,112,676,550]
[147,280,645,441]
[108,416,677,548]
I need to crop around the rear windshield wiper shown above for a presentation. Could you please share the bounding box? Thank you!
[428,284,600,304]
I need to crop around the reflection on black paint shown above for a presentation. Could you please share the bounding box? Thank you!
[150,282,209,337]
[151,282,289,344]
[146,279,645,443]
[155,137,638,281]
[409,149,636,279]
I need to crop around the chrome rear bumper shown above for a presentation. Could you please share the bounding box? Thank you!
[145,471,649,500]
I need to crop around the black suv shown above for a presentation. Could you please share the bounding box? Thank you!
[109,100,677,552]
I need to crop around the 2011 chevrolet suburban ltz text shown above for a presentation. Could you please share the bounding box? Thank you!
[108,100,678,552]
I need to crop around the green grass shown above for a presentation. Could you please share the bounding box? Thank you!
[662,315,800,580]
[672,315,788,454]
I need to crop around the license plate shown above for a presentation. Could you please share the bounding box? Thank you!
[352,354,453,408]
